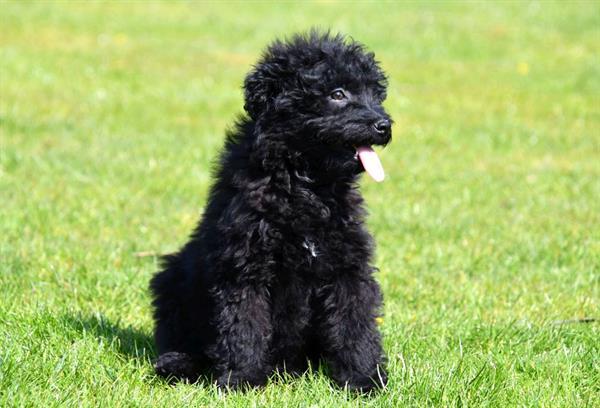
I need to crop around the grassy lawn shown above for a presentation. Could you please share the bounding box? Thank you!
[1,1,598,406]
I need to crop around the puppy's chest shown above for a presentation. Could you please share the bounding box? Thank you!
[292,231,364,279]
[287,232,339,271]
[283,211,357,271]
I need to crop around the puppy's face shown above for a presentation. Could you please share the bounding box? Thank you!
[244,33,392,177]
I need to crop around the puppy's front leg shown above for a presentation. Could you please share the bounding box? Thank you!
[211,283,272,389]
[317,274,387,393]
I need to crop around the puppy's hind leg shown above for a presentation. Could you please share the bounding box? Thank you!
[150,255,205,382]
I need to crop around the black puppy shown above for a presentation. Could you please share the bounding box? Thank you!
[150,31,392,392]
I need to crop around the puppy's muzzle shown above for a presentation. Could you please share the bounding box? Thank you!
[373,119,390,135]
[371,118,392,145]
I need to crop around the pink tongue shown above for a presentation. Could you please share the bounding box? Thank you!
[356,146,385,182]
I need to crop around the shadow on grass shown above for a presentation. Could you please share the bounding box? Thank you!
[63,314,221,387]
[64,313,156,362]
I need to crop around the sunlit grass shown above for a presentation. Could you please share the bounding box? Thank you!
[1,1,598,406]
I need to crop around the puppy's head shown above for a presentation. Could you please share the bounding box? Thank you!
[244,31,392,179]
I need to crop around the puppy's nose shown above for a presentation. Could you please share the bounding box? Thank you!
[373,119,391,134]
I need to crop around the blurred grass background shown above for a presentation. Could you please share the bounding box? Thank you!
[1,1,598,406]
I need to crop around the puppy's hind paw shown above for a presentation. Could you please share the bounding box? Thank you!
[154,351,200,382]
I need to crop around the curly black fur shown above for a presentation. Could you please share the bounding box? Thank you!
[150,31,392,392]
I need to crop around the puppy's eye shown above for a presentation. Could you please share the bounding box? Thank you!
[330,90,346,101]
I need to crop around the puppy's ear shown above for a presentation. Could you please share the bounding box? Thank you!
[243,60,287,120]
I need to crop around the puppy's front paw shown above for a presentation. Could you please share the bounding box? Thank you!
[216,370,268,390]
[336,366,388,394]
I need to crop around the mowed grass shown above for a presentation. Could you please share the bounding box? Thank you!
[1,1,599,406]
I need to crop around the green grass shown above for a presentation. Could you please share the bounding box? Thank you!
[1,1,598,406]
